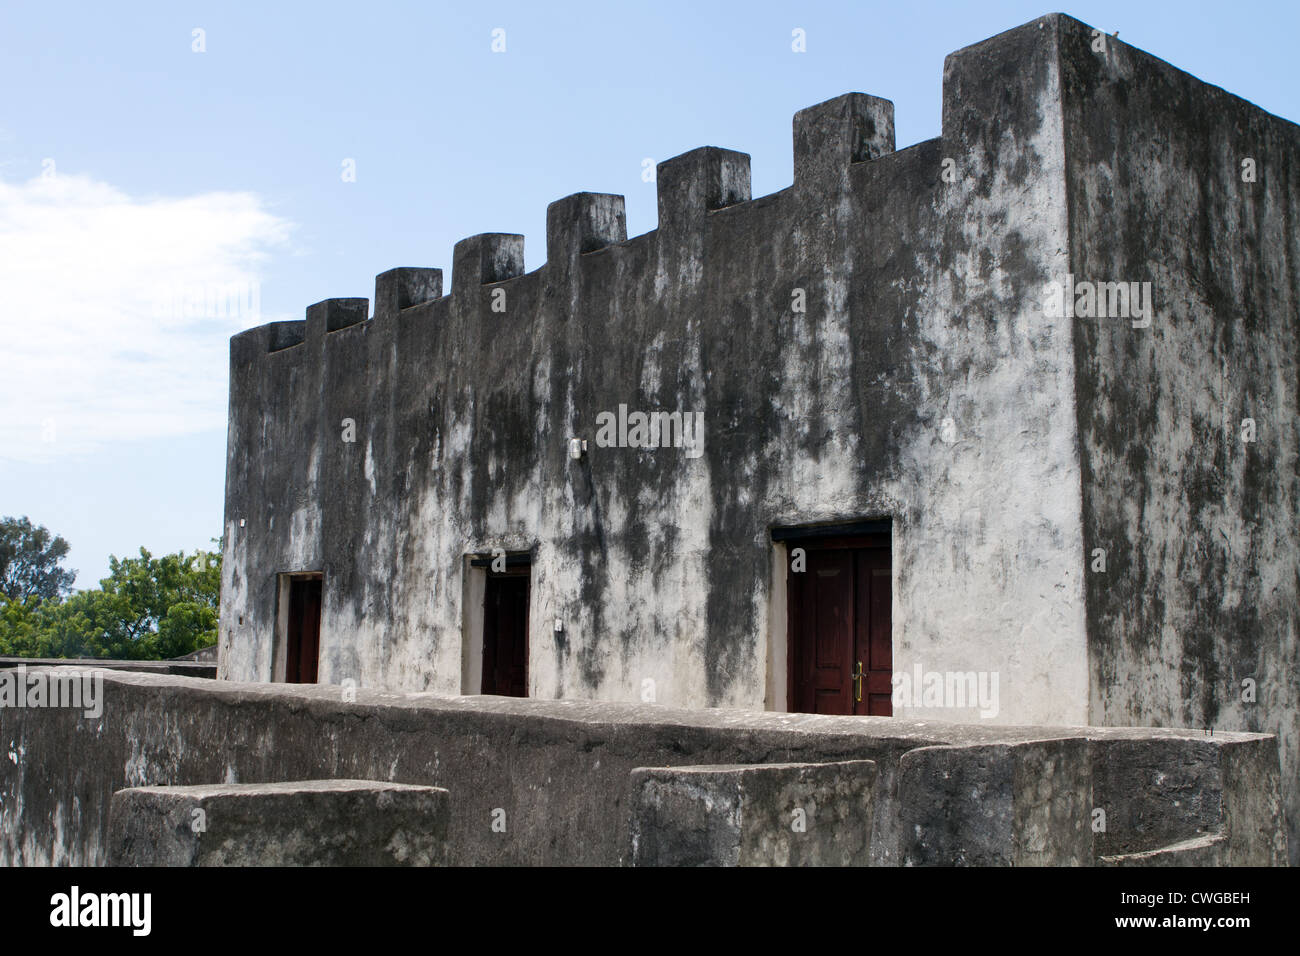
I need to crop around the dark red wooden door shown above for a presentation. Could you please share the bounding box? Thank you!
[790,547,854,714]
[788,536,891,716]
[285,576,321,684]
[482,571,529,697]
[855,548,892,715]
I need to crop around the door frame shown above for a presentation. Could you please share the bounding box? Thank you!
[461,551,532,696]
[773,522,893,715]
[480,564,531,696]
[273,571,324,683]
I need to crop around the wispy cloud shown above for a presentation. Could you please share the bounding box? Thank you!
[0,170,292,463]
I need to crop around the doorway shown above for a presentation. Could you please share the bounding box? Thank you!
[281,573,322,684]
[480,564,530,697]
[784,531,891,715]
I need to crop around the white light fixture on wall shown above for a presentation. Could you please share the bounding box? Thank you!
[568,437,587,460]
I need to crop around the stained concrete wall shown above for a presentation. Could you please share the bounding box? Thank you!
[0,672,1286,866]
[1054,17,1300,864]
[108,780,450,866]
[220,14,1091,725]
[217,12,1298,858]
[628,761,880,867]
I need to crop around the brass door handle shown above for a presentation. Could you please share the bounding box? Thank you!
[852,661,864,703]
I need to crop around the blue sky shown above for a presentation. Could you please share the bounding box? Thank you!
[1,0,1296,588]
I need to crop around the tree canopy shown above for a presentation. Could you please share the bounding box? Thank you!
[0,515,76,601]
[0,518,220,660]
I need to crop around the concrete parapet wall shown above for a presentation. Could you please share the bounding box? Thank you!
[898,739,1093,866]
[0,671,1286,866]
[107,780,449,866]
[628,760,878,866]
[0,657,216,679]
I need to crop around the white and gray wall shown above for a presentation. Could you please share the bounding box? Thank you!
[218,14,1298,859]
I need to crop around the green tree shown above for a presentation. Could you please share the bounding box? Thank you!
[0,542,221,660]
[0,516,76,601]
[0,594,50,657]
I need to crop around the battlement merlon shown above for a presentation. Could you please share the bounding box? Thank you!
[305,297,368,345]
[452,233,525,297]
[656,147,751,237]
[375,268,443,320]
[794,93,895,191]
[230,320,306,364]
[546,193,627,270]
[941,13,1066,148]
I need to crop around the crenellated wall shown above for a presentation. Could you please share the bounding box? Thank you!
[218,12,1298,859]
[221,14,1095,725]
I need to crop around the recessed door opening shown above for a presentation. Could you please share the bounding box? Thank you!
[463,553,531,698]
[275,572,323,684]
[776,523,892,716]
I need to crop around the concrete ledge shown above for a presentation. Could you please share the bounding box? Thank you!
[1089,734,1287,866]
[628,760,877,866]
[107,780,449,866]
[898,739,1092,866]
[0,657,216,679]
[1098,833,1227,867]
[0,670,1287,866]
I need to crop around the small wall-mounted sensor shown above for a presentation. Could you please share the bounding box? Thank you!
[554,618,564,633]
[239,518,246,528]
[567,437,587,460]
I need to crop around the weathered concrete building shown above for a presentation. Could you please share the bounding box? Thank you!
[217,14,1299,861]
